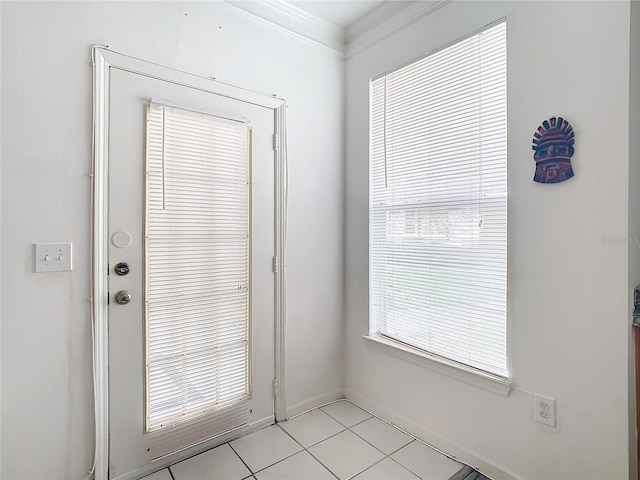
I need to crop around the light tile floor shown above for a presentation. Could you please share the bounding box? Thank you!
[143,400,476,480]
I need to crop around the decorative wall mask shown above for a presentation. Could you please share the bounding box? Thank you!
[532,116,575,183]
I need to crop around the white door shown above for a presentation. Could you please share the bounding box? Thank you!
[107,67,276,478]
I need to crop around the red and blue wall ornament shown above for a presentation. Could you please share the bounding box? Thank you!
[532,116,575,184]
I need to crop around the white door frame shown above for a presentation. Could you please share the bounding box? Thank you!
[91,46,287,480]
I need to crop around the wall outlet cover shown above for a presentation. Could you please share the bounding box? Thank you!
[534,394,556,427]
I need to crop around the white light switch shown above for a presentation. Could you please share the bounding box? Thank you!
[35,243,73,272]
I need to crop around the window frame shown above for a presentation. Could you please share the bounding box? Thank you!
[367,19,510,393]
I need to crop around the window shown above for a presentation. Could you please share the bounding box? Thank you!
[369,21,507,378]
[146,102,251,434]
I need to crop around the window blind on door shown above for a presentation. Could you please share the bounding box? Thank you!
[370,21,507,377]
[145,102,251,434]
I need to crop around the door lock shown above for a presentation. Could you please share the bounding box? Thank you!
[114,290,132,305]
[114,262,130,276]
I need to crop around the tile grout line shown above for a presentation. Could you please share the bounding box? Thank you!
[293,402,417,480]
[302,446,342,480]
[342,423,421,480]
[346,418,413,456]
[320,404,415,477]
[232,423,335,479]
[349,455,391,480]
[243,425,305,478]
[170,400,467,480]
[286,424,346,449]
[387,455,425,480]
[341,399,464,465]
[321,401,464,480]
[319,403,373,430]
[275,422,341,480]
[277,416,397,480]
[243,406,370,480]
[283,406,411,480]
[340,399,474,480]
[285,397,352,421]
[228,440,258,477]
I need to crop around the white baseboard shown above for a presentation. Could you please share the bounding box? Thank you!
[345,389,522,480]
[286,388,345,418]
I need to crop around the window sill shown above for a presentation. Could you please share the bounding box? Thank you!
[362,334,511,397]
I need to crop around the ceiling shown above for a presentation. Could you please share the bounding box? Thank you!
[287,0,386,28]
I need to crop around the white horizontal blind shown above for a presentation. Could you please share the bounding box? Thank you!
[370,22,507,377]
[145,102,251,433]
[148,402,246,459]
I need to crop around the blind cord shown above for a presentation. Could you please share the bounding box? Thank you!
[383,77,388,189]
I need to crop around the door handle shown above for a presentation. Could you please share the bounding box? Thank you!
[115,290,132,305]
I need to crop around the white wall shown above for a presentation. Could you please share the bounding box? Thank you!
[0,2,344,478]
[345,1,633,478]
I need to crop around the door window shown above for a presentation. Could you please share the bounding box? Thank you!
[145,102,252,433]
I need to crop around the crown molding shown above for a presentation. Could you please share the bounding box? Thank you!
[346,1,414,44]
[345,0,451,59]
[223,0,451,59]
[223,0,346,53]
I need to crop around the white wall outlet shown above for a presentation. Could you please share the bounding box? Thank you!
[534,394,556,427]
[35,243,73,272]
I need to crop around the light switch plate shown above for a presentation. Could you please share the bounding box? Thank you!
[35,243,73,272]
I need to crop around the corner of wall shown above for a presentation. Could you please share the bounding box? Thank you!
[286,388,345,419]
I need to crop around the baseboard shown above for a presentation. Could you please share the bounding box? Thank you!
[286,388,345,418]
[345,389,522,480]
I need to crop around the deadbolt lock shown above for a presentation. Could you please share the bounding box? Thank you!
[114,290,132,305]
[115,262,130,276]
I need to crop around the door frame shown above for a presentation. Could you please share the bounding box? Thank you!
[91,46,287,480]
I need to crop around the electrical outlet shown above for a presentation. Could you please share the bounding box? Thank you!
[534,394,556,427]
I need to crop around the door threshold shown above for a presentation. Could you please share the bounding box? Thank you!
[112,416,274,480]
